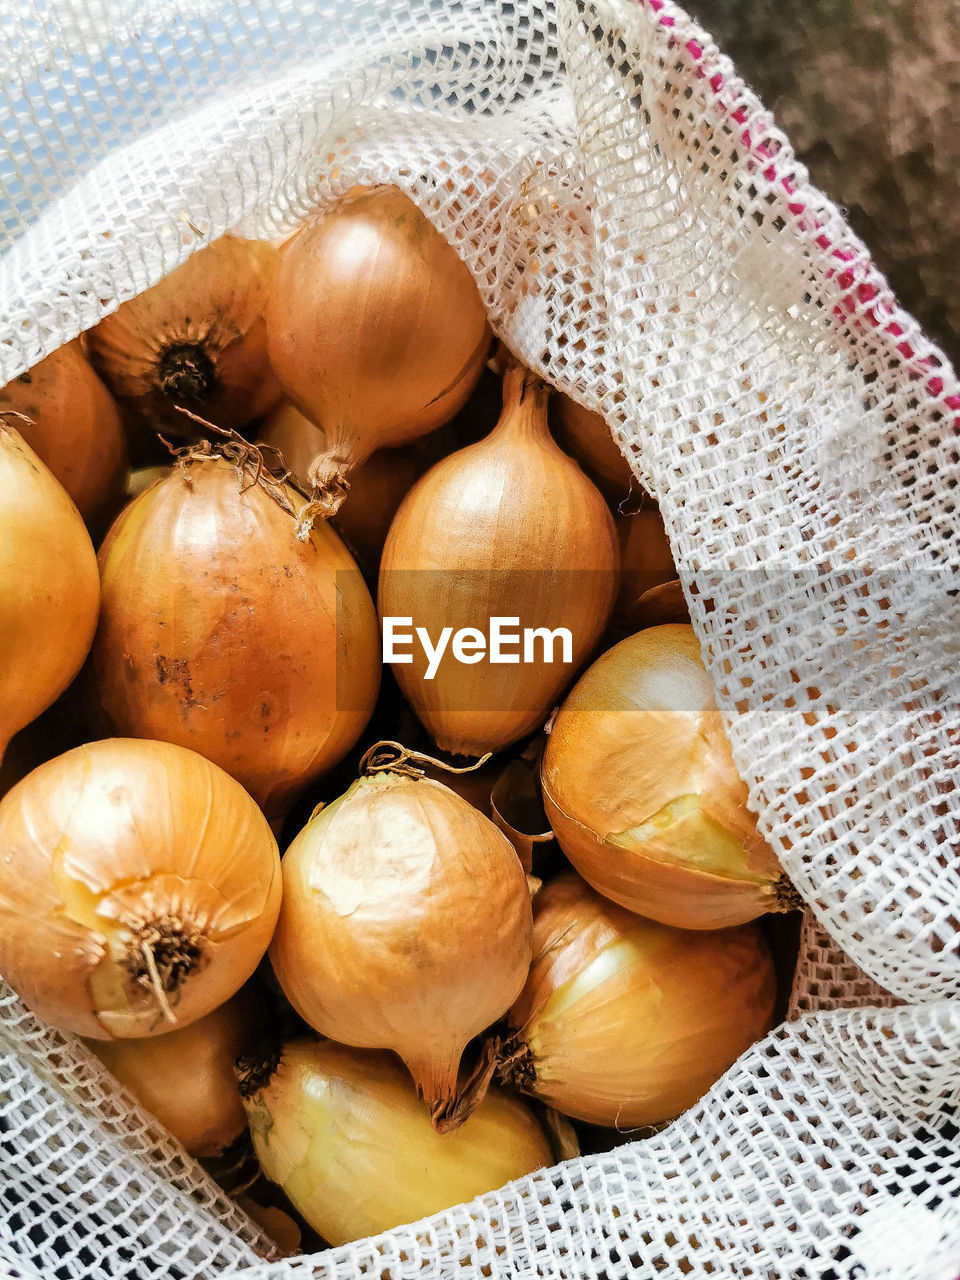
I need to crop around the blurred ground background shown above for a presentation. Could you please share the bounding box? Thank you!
[689,0,960,366]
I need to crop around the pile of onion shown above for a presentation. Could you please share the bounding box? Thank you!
[269,764,533,1129]
[379,364,620,756]
[0,738,280,1039]
[0,339,129,530]
[541,624,794,929]
[89,447,380,820]
[87,236,281,432]
[0,423,100,766]
[265,186,490,516]
[553,394,635,500]
[241,1039,551,1246]
[89,989,260,1156]
[501,874,776,1127]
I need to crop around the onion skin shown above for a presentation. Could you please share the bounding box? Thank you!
[553,396,634,499]
[269,772,533,1127]
[379,366,620,756]
[89,456,380,819]
[88,990,258,1155]
[0,425,99,763]
[541,624,787,929]
[505,875,776,1127]
[0,339,129,530]
[265,187,490,507]
[259,400,420,568]
[0,738,281,1039]
[87,236,282,433]
[242,1039,552,1247]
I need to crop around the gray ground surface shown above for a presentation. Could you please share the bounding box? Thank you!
[688,0,960,366]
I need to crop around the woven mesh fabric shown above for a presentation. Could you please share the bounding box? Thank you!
[1,0,959,1276]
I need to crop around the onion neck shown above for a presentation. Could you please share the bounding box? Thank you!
[404,1047,464,1133]
[236,1044,283,1100]
[495,1033,537,1093]
[494,364,551,444]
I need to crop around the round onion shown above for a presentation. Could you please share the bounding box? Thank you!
[553,395,635,499]
[258,399,420,569]
[0,424,99,764]
[0,339,129,530]
[379,364,620,756]
[541,624,791,929]
[265,186,490,514]
[269,769,533,1129]
[87,236,281,433]
[89,990,259,1155]
[241,1038,551,1246]
[0,738,280,1039]
[89,451,380,820]
[502,874,776,1127]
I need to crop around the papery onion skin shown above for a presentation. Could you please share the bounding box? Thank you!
[506,874,776,1127]
[0,339,129,531]
[265,187,490,506]
[379,366,620,756]
[269,772,533,1125]
[0,426,100,763]
[553,395,635,499]
[0,738,281,1039]
[242,1039,552,1247]
[541,624,787,929]
[88,989,258,1155]
[87,236,282,433]
[89,456,380,819]
[259,400,420,569]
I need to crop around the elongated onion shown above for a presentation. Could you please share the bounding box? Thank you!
[0,738,280,1039]
[502,874,776,1127]
[259,400,420,568]
[0,339,129,530]
[0,424,99,764]
[379,365,620,756]
[89,990,259,1155]
[241,1039,551,1246]
[269,769,532,1128]
[553,395,634,499]
[266,187,490,514]
[87,236,281,432]
[541,624,793,929]
[89,451,380,819]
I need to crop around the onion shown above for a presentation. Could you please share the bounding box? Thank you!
[379,365,620,756]
[88,990,259,1155]
[240,1039,552,1246]
[259,399,420,568]
[502,874,776,1127]
[0,423,99,765]
[0,339,129,530]
[269,766,533,1129]
[553,395,635,499]
[617,506,676,606]
[87,236,281,433]
[265,186,490,516]
[89,449,380,820]
[0,738,280,1039]
[541,624,793,929]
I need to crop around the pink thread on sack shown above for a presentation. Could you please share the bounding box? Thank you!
[633,0,956,418]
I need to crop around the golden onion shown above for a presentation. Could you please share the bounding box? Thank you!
[0,424,100,765]
[265,186,490,515]
[503,874,776,1126]
[241,1039,552,1246]
[553,395,634,499]
[0,738,281,1039]
[269,769,532,1129]
[541,624,792,929]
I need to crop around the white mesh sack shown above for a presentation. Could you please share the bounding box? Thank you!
[1,0,959,1277]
